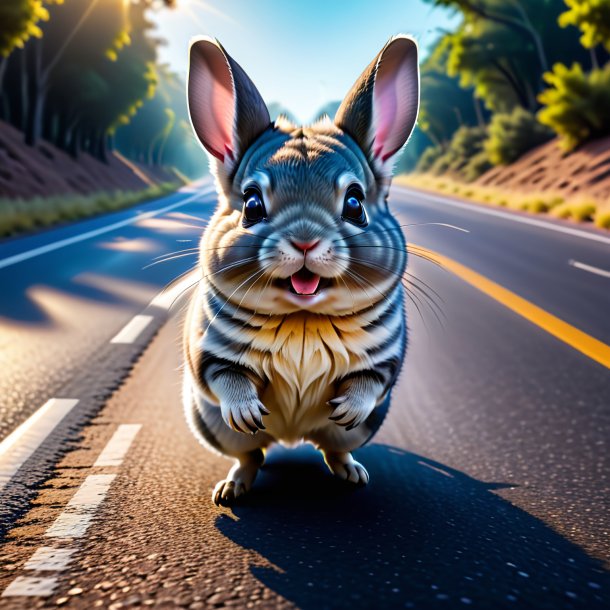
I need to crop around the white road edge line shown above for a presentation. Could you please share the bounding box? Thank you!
[110,315,154,344]
[569,259,610,278]
[2,423,141,597]
[397,186,610,246]
[0,185,214,271]
[0,399,79,493]
[94,424,142,467]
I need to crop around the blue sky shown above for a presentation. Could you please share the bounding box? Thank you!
[153,0,458,123]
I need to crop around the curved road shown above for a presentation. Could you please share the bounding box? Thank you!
[0,184,608,609]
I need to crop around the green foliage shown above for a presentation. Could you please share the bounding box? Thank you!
[485,107,553,164]
[0,0,203,179]
[0,183,179,237]
[419,126,491,181]
[559,0,610,51]
[418,57,484,144]
[538,62,610,149]
[462,150,493,181]
[423,0,592,112]
[394,126,434,174]
[0,0,50,57]
[114,66,204,178]
[416,146,444,173]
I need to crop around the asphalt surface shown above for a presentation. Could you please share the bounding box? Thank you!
[0,180,215,441]
[0,184,609,609]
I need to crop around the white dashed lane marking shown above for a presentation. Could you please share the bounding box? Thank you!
[110,314,154,344]
[24,547,76,571]
[2,424,141,597]
[2,576,58,597]
[94,424,142,467]
[569,259,610,279]
[46,474,117,539]
[0,398,79,493]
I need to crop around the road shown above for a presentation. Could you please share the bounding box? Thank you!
[0,184,609,609]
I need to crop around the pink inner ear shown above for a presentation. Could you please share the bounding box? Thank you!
[373,77,399,160]
[189,42,236,162]
[373,42,418,162]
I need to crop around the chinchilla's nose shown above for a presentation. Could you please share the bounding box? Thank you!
[290,239,320,253]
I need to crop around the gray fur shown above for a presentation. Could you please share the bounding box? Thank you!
[184,35,419,505]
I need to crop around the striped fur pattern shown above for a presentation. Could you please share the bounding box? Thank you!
[183,35,419,503]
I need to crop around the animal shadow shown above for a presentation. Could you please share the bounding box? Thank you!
[215,444,609,609]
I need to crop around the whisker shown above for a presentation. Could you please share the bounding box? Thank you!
[336,253,445,325]
[167,278,200,311]
[403,270,445,303]
[339,275,357,314]
[143,251,199,270]
[400,281,431,333]
[152,247,200,261]
[343,266,396,310]
[247,272,276,323]
[343,268,376,310]
[205,267,269,333]
[234,264,272,319]
[334,221,469,243]
[402,278,445,326]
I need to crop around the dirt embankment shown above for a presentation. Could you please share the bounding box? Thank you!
[0,120,180,199]
[477,135,610,201]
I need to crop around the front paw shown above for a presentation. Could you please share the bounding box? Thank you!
[221,397,269,434]
[328,393,375,431]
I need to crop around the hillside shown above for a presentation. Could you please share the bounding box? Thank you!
[0,121,183,199]
[477,135,610,201]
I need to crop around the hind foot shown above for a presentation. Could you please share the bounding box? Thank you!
[323,451,369,486]
[213,449,264,506]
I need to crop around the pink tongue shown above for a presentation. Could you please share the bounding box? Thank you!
[290,272,320,295]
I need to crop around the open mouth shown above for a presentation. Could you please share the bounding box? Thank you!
[275,268,331,296]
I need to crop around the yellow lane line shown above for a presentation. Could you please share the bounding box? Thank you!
[412,244,610,371]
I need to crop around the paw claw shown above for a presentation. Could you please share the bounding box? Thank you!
[327,393,374,430]
[325,454,369,487]
[222,398,269,434]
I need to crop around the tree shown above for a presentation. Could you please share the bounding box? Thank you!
[538,62,610,150]
[418,48,487,144]
[559,0,610,52]
[0,0,50,58]
[424,0,592,113]
[114,65,205,178]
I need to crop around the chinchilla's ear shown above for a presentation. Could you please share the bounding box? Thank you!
[335,35,419,171]
[187,37,270,175]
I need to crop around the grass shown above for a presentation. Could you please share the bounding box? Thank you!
[396,174,610,231]
[0,182,180,238]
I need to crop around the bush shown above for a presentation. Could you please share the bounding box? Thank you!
[462,150,493,182]
[416,145,444,173]
[0,182,179,238]
[426,126,491,182]
[485,108,553,165]
[596,208,610,229]
[538,62,610,151]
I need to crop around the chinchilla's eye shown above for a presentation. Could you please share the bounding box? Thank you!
[242,188,266,226]
[342,186,367,227]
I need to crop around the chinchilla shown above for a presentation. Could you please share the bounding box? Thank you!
[183,35,419,505]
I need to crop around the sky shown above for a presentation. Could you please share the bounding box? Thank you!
[152,0,459,123]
